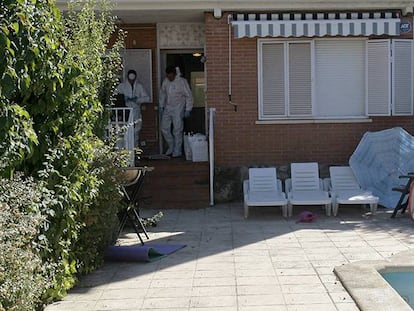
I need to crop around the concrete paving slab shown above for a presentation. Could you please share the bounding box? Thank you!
[44,204,414,311]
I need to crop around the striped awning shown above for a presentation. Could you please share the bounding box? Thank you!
[231,12,401,38]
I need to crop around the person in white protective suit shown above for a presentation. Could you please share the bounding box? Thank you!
[159,66,193,157]
[116,69,150,147]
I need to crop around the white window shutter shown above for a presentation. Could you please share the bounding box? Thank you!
[314,40,365,117]
[259,43,286,118]
[392,39,413,116]
[366,40,391,116]
[288,42,312,116]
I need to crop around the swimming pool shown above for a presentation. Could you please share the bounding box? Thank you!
[381,270,414,308]
[334,250,414,311]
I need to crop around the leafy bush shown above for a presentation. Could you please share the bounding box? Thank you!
[0,174,54,311]
[0,0,127,304]
[73,139,129,275]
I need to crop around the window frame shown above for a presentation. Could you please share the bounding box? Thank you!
[257,39,314,120]
[313,37,367,118]
[258,37,413,121]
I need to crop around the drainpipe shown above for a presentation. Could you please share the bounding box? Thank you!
[209,107,216,206]
[228,14,237,111]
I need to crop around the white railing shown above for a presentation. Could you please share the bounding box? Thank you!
[209,107,216,206]
[107,107,135,166]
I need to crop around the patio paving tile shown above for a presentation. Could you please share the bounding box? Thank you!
[275,268,318,276]
[278,275,322,285]
[236,269,276,277]
[239,306,287,311]
[152,271,195,279]
[323,280,352,293]
[94,298,143,310]
[191,285,236,296]
[100,288,147,300]
[237,293,285,306]
[141,297,190,309]
[104,280,151,289]
[236,276,279,286]
[190,295,237,308]
[272,261,313,269]
[61,288,104,301]
[283,292,332,304]
[46,301,97,310]
[335,303,361,311]
[192,277,236,287]
[195,262,234,270]
[189,308,237,311]
[281,283,326,294]
[237,285,282,295]
[150,278,193,288]
[328,291,355,303]
[145,287,192,298]
[286,303,337,311]
[44,204,414,311]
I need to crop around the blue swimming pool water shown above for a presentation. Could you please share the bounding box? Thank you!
[381,270,414,308]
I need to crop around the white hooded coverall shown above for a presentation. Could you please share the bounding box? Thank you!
[116,80,149,146]
[159,76,193,156]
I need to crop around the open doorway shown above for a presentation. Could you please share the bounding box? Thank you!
[166,52,205,134]
[159,50,206,154]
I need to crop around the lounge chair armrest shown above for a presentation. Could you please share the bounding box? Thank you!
[285,178,291,192]
[243,180,249,195]
[276,179,283,192]
[322,178,332,191]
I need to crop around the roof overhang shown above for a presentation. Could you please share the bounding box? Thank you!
[55,1,414,24]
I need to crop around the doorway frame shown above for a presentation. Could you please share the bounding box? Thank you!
[157,48,206,154]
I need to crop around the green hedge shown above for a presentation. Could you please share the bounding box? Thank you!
[0,175,54,311]
[0,0,128,308]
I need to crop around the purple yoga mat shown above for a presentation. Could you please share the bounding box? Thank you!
[105,244,186,262]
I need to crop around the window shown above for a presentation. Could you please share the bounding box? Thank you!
[367,39,413,116]
[258,38,413,120]
[314,40,365,117]
[259,41,312,118]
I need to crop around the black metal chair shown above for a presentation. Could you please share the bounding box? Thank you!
[391,173,414,218]
[117,166,154,245]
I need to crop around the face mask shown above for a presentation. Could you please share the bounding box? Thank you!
[128,73,136,80]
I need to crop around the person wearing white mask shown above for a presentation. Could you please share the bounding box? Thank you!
[116,69,150,147]
[159,66,193,157]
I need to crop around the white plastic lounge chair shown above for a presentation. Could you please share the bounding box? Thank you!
[243,167,288,218]
[286,162,332,217]
[327,166,379,216]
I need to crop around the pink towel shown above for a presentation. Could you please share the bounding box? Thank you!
[296,211,317,223]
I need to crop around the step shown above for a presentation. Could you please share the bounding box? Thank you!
[144,200,210,209]
[137,158,210,209]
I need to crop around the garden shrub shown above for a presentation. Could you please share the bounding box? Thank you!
[0,0,127,304]
[73,138,129,275]
[0,174,54,311]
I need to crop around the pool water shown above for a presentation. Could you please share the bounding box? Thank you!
[381,271,414,308]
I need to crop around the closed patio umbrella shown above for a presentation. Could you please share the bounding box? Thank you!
[349,127,414,209]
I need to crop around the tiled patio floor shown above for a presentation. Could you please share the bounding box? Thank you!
[45,203,414,311]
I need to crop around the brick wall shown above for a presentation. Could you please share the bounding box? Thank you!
[205,13,414,168]
[122,24,159,154]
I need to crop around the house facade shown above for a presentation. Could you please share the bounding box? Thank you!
[58,0,414,201]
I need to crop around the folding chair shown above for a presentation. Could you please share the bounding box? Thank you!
[391,173,414,218]
[117,166,154,245]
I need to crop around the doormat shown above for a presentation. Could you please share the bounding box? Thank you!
[144,154,171,160]
[105,244,186,262]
